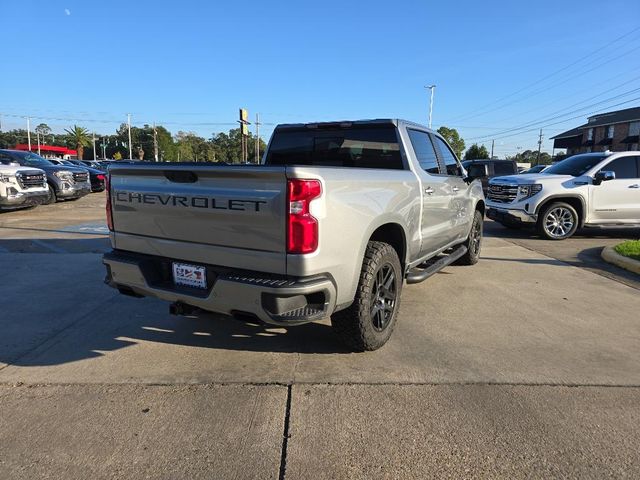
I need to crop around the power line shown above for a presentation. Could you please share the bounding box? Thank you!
[449,43,640,123]
[474,96,640,143]
[469,87,640,140]
[446,26,640,123]
[489,69,640,125]
[466,87,640,141]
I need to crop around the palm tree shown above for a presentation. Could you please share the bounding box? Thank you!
[64,125,91,160]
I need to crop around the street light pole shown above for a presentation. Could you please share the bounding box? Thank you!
[425,85,436,129]
[92,132,97,160]
[26,117,31,151]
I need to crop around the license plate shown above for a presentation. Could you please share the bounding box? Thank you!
[172,262,207,289]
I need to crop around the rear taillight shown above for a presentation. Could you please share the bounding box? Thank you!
[105,174,113,231]
[287,179,321,254]
[97,174,105,181]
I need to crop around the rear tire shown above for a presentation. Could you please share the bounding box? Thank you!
[537,202,578,240]
[455,210,483,265]
[331,241,402,351]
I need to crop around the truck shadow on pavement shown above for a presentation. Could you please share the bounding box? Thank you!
[2,298,351,370]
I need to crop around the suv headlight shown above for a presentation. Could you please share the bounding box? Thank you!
[0,173,15,183]
[518,184,542,199]
[53,170,74,181]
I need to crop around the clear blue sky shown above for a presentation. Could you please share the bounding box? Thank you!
[1,0,639,156]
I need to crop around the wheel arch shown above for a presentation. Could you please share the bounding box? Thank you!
[368,222,408,274]
[535,195,586,227]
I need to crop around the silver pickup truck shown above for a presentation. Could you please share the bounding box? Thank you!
[103,119,485,350]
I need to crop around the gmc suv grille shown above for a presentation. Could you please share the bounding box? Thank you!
[17,171,46,189]
[73,172,89,183]
[487,184,518,203]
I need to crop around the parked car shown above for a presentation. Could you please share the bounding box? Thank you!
[0,150,91,204]
[48,159,106,192]
[0,162,49,211]
[78,160,105,170]
[520,164,549,174]
[461,159,518,194]
[486,151,640,240]
[103,119,485,351]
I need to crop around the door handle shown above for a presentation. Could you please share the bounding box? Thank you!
[452,186,459,193]
[629,184,640,189]
[425,187,434,195]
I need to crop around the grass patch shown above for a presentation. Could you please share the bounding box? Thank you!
[614,240,640,261]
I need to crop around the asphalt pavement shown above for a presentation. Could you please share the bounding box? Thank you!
[1,194,639,479]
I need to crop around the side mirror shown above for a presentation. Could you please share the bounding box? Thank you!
[593,170,615,185]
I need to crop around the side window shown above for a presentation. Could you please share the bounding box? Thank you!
[432,136,461,176]
[493,162,516,176]
[603,156,639,179]
[407,129,440,174]
[0,153,15,165]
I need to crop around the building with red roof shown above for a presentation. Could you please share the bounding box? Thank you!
[13,144,78,159]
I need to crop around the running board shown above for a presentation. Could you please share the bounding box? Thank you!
[405,245,468,285]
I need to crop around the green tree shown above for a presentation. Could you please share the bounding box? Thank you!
[506,149,552,165]
[210,128,267,164]
[437,126,465,158]
[64,125,91,160]
[464,143,490,160]
[35,123,51,134]
[0,129,29,149]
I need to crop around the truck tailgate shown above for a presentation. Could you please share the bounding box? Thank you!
[109,164,287,266]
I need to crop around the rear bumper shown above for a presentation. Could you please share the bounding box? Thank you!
[487,206,537,225]
[103,250,337,326]
[0,190,49,209]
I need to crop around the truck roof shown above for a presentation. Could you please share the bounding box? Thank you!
[274,119,437,134]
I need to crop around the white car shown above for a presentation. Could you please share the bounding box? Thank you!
[0,163,49,211]
[486,151,640,239]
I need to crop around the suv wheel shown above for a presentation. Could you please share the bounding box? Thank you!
[45,184,57,205]
[331,241,402,351]
[537,202,578,240]
[456,209,483,265]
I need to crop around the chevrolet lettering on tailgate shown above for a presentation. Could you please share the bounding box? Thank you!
[114,191,267,212]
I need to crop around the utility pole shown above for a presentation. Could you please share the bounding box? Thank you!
[490,139,495,159]
[255,113,261,163]
[425,85,436,129]
[26,117,31,151]
[92,132,97,160]
[101,137,106,160]
[536,129,543,165]
[153,122,159,162]
[37,131,41,155]
[127,113,133,159]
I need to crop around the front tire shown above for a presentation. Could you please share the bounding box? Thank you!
[331,241,402,351]
[456,209,483,265]
[45,184,57,204]
[537,202,578,240]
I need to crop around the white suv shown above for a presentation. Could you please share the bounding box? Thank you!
[486,151,640,240]
[0,163,49,211]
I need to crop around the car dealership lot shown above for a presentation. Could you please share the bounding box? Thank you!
[1,195,639,479]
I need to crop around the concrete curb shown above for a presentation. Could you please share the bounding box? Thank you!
[601,246,640,275]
